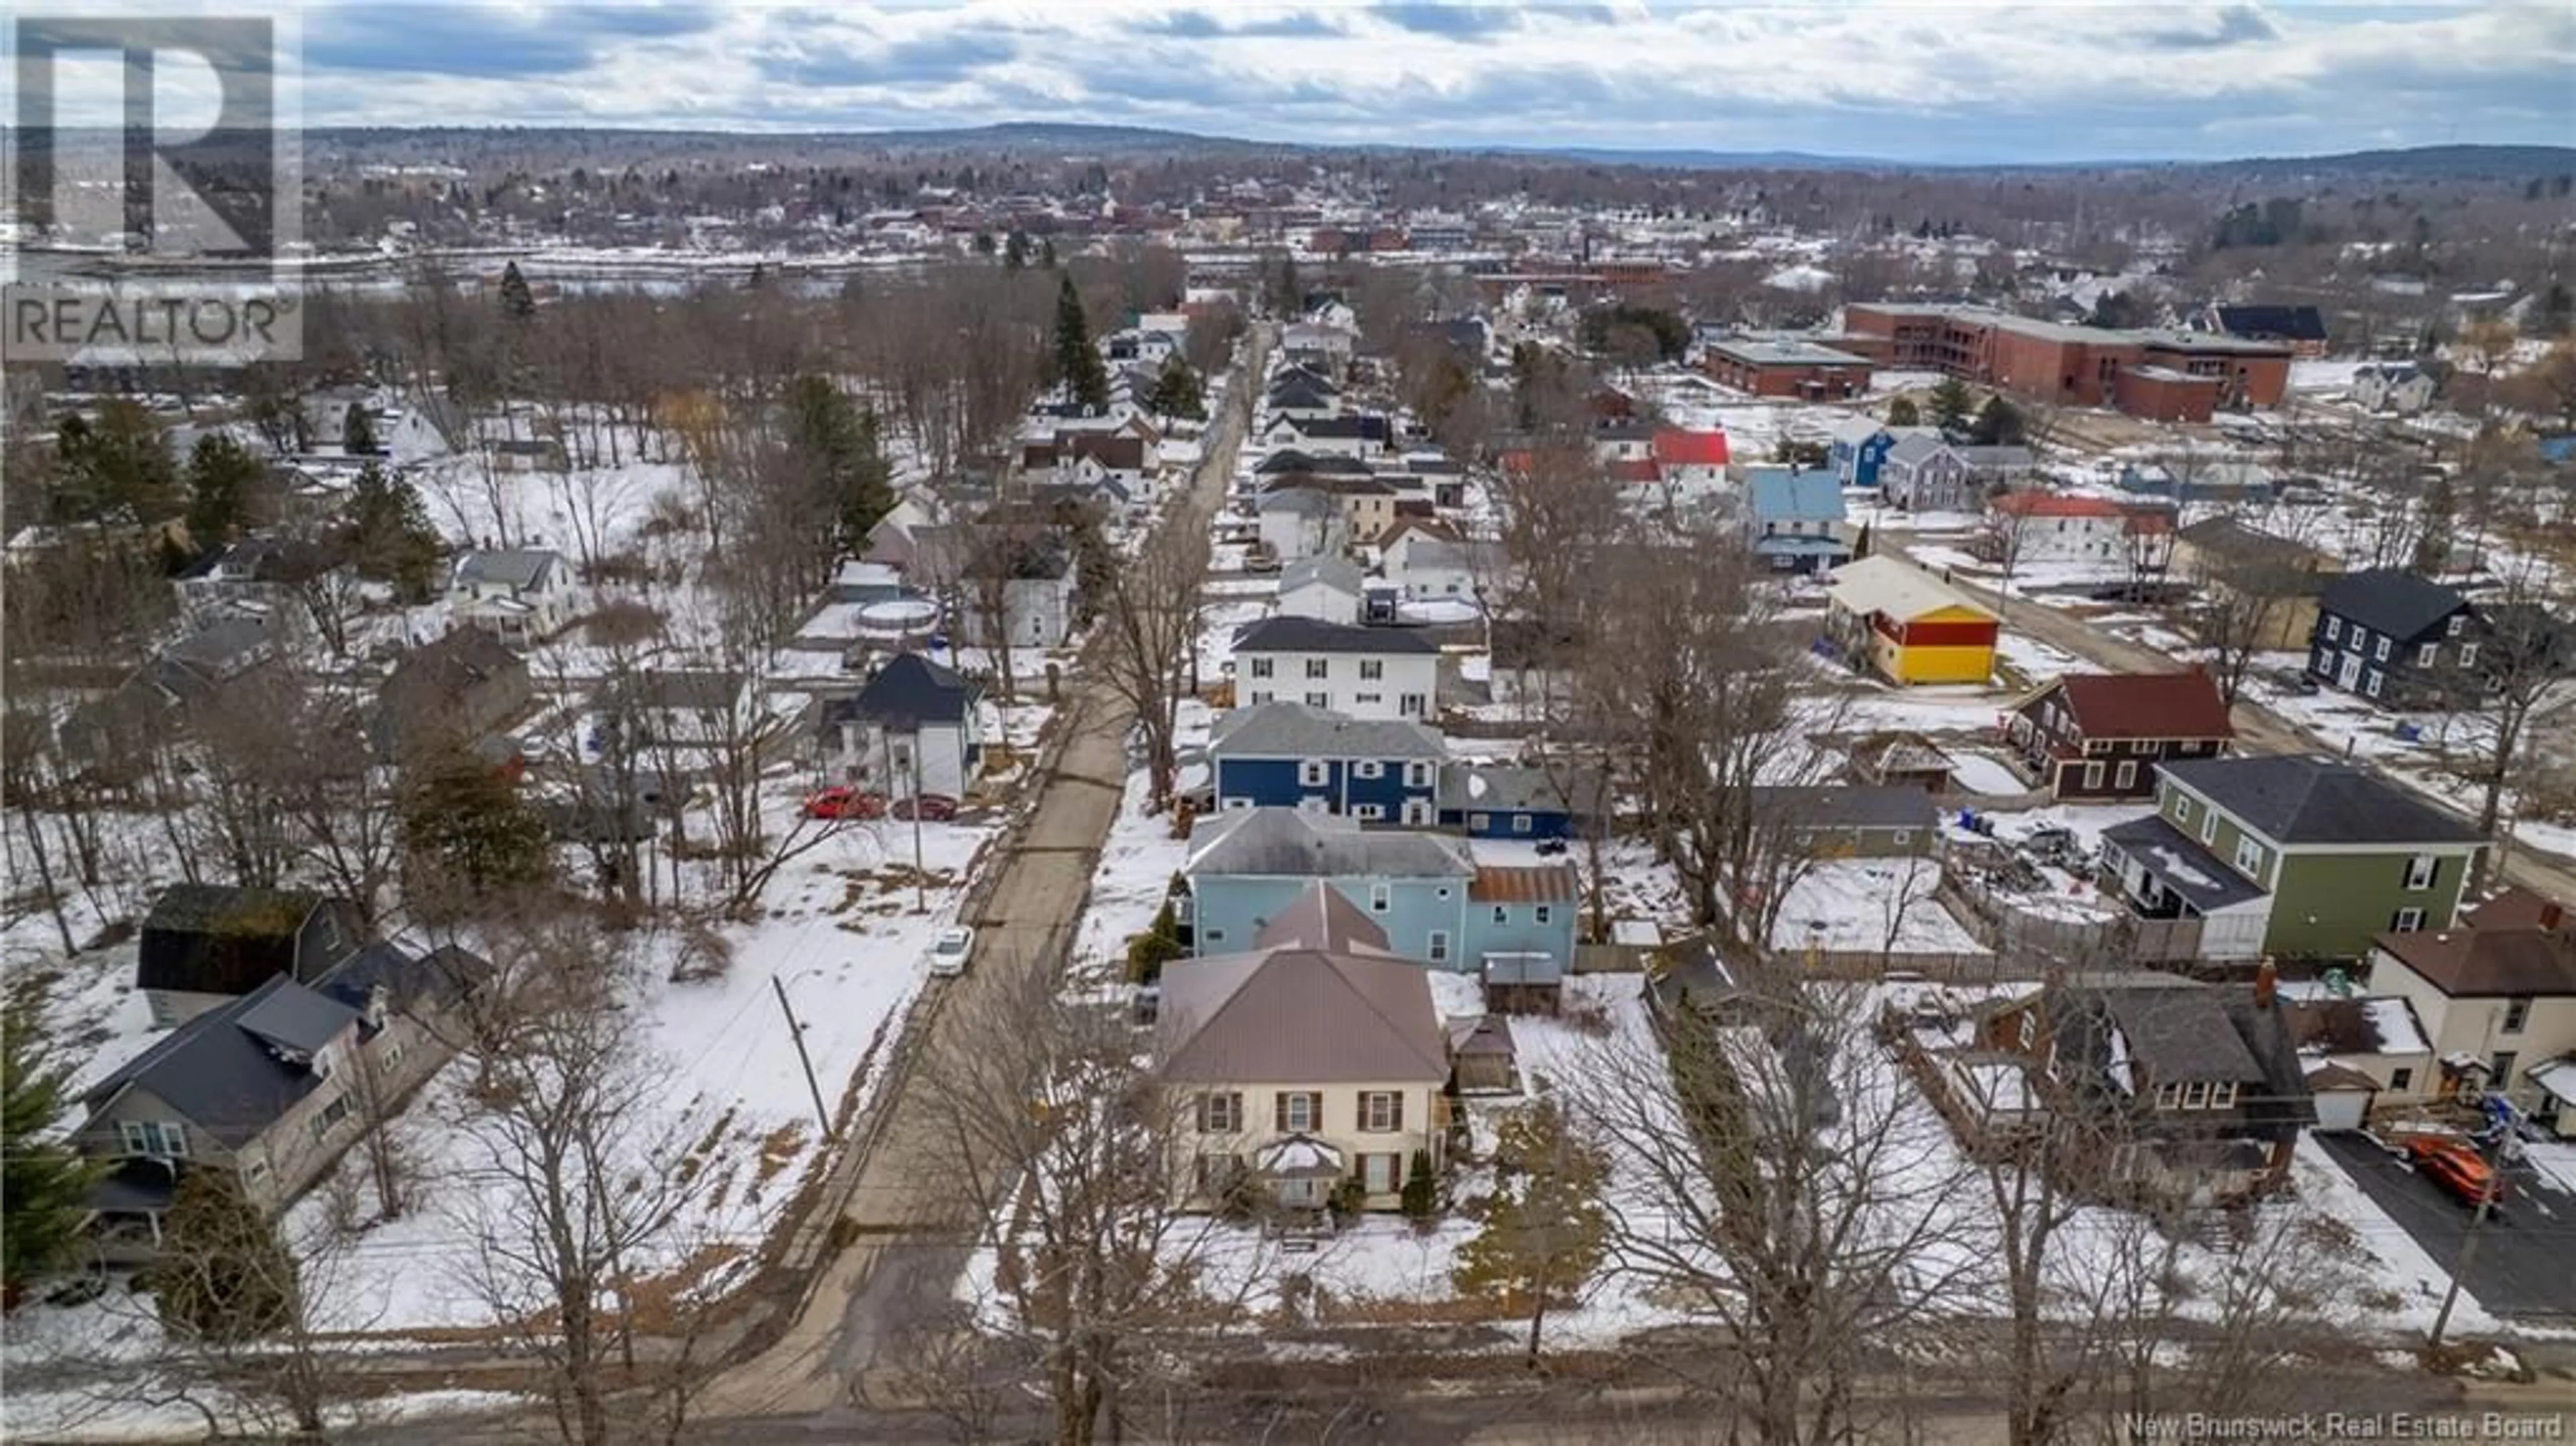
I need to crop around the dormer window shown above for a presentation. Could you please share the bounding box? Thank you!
[2447,615,2465,637]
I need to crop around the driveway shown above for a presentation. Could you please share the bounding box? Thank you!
[2314,1132,2576,1324]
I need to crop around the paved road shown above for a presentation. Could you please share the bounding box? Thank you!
[2316,1133,2576,1325]
[696,330,1271,1421]
[1887,536,2576,906]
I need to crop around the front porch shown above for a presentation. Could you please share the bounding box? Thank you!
[2096,817,2273,962]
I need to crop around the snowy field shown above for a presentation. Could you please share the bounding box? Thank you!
[1772,860,1984,958]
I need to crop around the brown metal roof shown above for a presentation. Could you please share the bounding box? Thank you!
[1468,864,1580,904]
[2049,670,2235,742]
[2375,925,2576,999]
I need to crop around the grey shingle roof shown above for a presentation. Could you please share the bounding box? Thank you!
[2155,756,2483,846]
[234,982,356,1058]
[1209,701,1442,760]
[1188,807,1472,880]
[1234,616,1440,656]
[84,975,356,1147]
[1438,762,1603,815]
[828,652,978,731]
[2316,568,2469,643]
[1279,554,1362,596]
[1754,784,1939,833]
[1159,947,1448,1085]
[452,548,561,591]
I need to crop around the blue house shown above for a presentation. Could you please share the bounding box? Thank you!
[1828,418,1897,489]
[1208,702,1443,825]
[1743,467,1852,573]
[1183,809,1580,978]
[1438,762,1602,839]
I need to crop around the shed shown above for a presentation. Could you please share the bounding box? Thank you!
[2304,1062,2379,1132]
[1447,1015,1520,1092]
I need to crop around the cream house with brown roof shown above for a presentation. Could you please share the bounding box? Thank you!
[1161,884,1451,1212]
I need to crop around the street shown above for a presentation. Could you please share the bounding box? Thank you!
[2315,1133,2576,1325]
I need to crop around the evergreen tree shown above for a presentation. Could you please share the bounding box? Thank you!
[1040,236,1058,268]
[341,400,380,456]
[144,1170,299,1343]
[1003,229,1030,270]
[183,432,266,547]
[972,231,997,257]
[348,461,445,601]
[497,260,536,320]
[402,745,553,905]
[1267,252,1300,317]
[785,374,896,556]
[1970,395,2027,446]
[1853,520,1874,559]
[1399,1147,1439,1221]
[1053,273,1110,413]
[1929,375,1974,431]
[3,988,101,1302]
[1145,355,1205,420]
[1884,395,1921,427]
[54,400,180,525]
[1452,1098,1609,1364]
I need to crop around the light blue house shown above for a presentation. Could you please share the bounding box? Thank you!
[1208,702,1443,825]
[1183,809,1580,979]
[1743,466,1852,573]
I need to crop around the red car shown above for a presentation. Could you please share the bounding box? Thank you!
[892,793,959,822]
[2403,1135,2505,1208]
[802,786,887,820]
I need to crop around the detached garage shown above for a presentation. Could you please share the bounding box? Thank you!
[2305,1062,2379,1133]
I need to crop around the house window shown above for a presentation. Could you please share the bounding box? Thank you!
[2491,1051,2518,1086]
[1195,1152,1241,1196]
[2233,835,2265,879]
[1360,1091,1402,1132]
[1360,659,1384,680]
[2082,761,2104,789]
[1427,931,1450,963]
[1399,693,1426,717]
[1354,804,1385,821]
[2198,809,2217,845]
[2418,643,2438,668]
[1281,1092,1317,1133]
[2390,1067,2414,1092]
[2447,615,2465,637]
[1250,657,1275,679]
[2182,1081,2211,1110]
[1891,830,1913,847]
[2374,636,2391,662]
[1250,690,1273,705]
[2324,616,2342,643]
[1470,813,1491,830]
[2391,907,2426,931]
[2173,796,2193,826]
[2364,670,2382,698]
[2460,643,2479,668]
[1305,658,1330,680]
[2154,1082,2181,1108]
[1200,1091,1243,1133]
[1535,905,1552,925]
[2502,997,2532,1035]
[1363,1152,1398,1194]
[1512,814,1534,834]
[1304,692,1330,709]
[2404,854,2437,890]
[1369,883,1391,913]
[1354,692,1383,705]
[1299,760,1329,786]
[2210,1082,2239,1110]
[1355,760,1384,780]
[2114,761,2137,789]
[1405,761,1432,788]
[1493,905,1511,925]
[244,1157,269,1186]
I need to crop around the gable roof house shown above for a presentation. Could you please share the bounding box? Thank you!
[1255,484,1347,567]
[2364,890,2576,1130]
[2097,756,2487,964]
[1161,882,1452,1213]
[820,651,984,801]
[1231,616,1441,721]
[584,668,759,766]
[1742,467,1851,573]
[136,884,365,1028]
[2006,670,2234,801]
[78,940,484,1255]
[1276,554,1365,625]
[1823,556,2000,687]
[449,547,574,645]
[2305,568,2483,709]
[368,627,536,764]
[1208,701,1444,825]
[1877,433,1978,513]
[1978,968,2315,1205]
[2173,515,2343,650]
[2351,361,2440,415]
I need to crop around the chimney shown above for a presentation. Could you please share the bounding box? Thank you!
[2543,900,2566,933]
[364,981,390,1031]
[2253,958,2277,1009]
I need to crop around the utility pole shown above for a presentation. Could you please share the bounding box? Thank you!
[910,746,928,914]
[771,974,833,1143]
[2426,1128,2504,1350]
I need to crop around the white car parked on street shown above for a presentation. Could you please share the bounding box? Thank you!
[927,925,975,978]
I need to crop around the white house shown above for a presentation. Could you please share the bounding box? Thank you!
[2363,890,2576,1129]
[584,668,758,764]
[820,652,983,799]
[1256,488,1344,566]
[1276,554,1364,625]
[1982,493,2143,568]
[1232,616,1440,721]
[1379,523,1480,602]
[2352,362,2439,417]
[449,548,574,644]
[953,534,1078,649]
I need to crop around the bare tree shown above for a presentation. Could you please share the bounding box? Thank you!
[1093,499,1214,811]
[2175,506,2327,709]
[2441,556,2576,889]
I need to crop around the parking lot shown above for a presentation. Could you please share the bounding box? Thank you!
[2315,1133,2576,1324]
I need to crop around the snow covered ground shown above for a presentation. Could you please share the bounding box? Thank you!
[1772,860,1985,958]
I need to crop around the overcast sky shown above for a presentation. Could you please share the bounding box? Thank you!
[43,2,2576,164]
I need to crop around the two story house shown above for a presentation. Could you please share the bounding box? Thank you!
[1275,554,1364,625]
[1976,968,2314,1204]
[2307,568,2481,708]
[1232,616,1440,721]
[79,941,482,1258]
[818,652,983,800]
[2098,756,2487,964]
[1878,433,1978,513]
[2365,889,2576,1128]
[136,884,366,1028]
[1183,809,1580,980]
[1208,701,1443,825]
[2006,670,2235,801]
[368,627,535,765]
[1827,417,1899,490]
[449,548,574,645]
[1162,884,1450,1213]
[2173,515,2343,650]
[584,668,759,766]
[1823,556,1999,686]
[1743,467,1852,574]
[1982,493,2154,568]
[1379,521,1481,601]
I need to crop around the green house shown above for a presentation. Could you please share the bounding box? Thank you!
[2098,756,2485,964]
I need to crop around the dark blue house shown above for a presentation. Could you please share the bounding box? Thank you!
[1438,762,1604,839]
[1829,419,1898,490]
[1208,701,1444,826]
